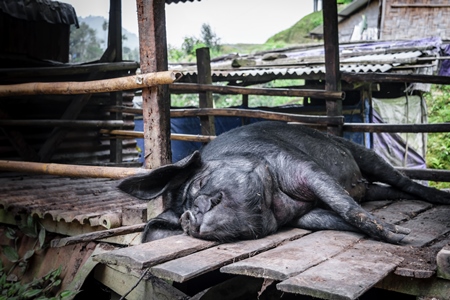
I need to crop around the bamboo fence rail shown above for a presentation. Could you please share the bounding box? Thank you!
[169,83,345,100]
[0,71,182,97]
[0,160,150,179]
[0,120,125,128]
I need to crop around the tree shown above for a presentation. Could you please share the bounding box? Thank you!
[69,22,103,62]
[179,23,221,60]
[200,23,221,52]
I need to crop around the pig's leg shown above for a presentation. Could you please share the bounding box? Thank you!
[331,137,450,205]
[273,156,411,244]
[142,210,183,242]
[290,208,360,232]
[363,183,418,202]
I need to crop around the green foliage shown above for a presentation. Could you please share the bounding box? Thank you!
[200,23,221,52]
[424,85,450,188]
[69,21,139,63]
[69,23,103,63]
[170,23,223,63]
[123,46,139,62]
[0,217,78,300]
[0,265,77,300]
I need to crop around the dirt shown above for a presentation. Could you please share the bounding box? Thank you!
[390,233,450,278]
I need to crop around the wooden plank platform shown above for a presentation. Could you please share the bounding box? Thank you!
[92,200,450,300]
[276,239,403,300]
[150,228,309,283]
[220,230,364,281]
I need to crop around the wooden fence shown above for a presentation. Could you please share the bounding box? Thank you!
[0,51,449,182]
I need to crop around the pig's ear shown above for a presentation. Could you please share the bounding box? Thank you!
[118,151,201,200]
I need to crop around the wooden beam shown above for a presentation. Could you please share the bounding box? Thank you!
[51,223,146,248]
[108,0,124,164]
[0,62,139,79]
[137,0,171,170]
[343,123,450,133]
[0,109,39,161]
[196,47,215,136]
[341,72,450,84]
[323,0,342,136]
[169,83,345,99]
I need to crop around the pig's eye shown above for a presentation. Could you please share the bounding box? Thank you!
[210,192,222,208]
[193,204,200,213]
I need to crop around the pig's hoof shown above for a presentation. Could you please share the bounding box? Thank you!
[394,225,411,235]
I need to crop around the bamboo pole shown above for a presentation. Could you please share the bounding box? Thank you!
[0,61,139,79]
[0,160,150,179]
[0,120,124,128]
[107,107,343,125]
[341,72,450,85]
[0,71,182,97]
[171,108,343,125]
[343,123,450,133]
[100,129,215,143]
[169,83,345,100]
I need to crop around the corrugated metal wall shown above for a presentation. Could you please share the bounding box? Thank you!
[0,67,141,166]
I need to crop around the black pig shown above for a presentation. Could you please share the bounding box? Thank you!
[119,121,450,244]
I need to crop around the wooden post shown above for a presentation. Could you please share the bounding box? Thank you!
[109,0,123,163]
[196,47,215,136]
[323,0,343,136]
[137,0,171,169]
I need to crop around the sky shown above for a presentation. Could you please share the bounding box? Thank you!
[63,0,315,47]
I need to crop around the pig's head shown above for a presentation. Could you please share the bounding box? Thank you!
[118,151,279,242]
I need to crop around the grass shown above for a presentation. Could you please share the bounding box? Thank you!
[424,85,450,188]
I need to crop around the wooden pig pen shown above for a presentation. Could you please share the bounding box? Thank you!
[0,0,450,299]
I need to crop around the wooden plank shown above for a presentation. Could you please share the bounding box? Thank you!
[369,200,433,224]
[361,200,392,212]
[94,264,188,300]
[341,72,450,85]
[190,276,264,300]
[50,223,146,248]
[220,230,364,281]
[376,273,450,299]
[277,239,403,300]
[150,228,309,282]
[437,246,450,280]
[92,234,218,269]
[396,205,450,247]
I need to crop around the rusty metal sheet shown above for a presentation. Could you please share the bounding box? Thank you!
[0,174,146,229]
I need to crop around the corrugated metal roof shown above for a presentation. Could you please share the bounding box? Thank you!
[0,0,79,27]
[171,41,434,81]
[0,174,146,228]
[166,0,200,4]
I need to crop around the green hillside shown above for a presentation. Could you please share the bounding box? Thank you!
[265,10,323,45]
